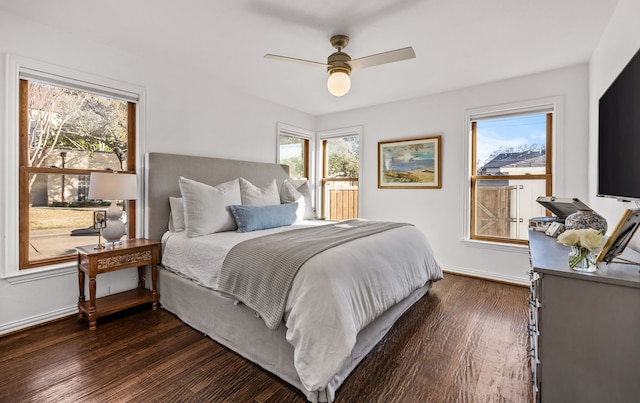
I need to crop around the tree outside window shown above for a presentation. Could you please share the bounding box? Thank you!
[326,135,359,179]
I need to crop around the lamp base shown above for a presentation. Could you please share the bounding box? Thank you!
[102,200,126,244]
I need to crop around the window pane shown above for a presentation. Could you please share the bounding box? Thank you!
[29,172,94,206]
[28,81,129,171]
[476,113,547,176]
[474,178,547,240]
[279,134,306,178]
[28,173,122,262]
[326,136,359,178]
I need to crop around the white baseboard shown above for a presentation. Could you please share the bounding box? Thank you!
[443,265,529,286]
[0,305,77,336]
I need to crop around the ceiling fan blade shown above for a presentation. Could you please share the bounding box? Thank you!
[264,54,328,68]
[348,47,416,71]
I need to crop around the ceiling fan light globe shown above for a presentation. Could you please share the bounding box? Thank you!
[327,71,351,96]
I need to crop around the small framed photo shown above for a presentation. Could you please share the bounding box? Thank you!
[93,210,107,229]
[378,135,442,189]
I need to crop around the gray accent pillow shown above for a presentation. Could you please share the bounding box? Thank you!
[281,180,314,220]
[239,177,280,206]
[229,203,298,233]
[179,176,241,237]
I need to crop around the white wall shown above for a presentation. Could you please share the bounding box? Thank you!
[316,65,590,284]
[0,12,313,334]
[588,0,640,249]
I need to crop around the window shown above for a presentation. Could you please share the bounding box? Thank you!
[18,75,137,270]
[276,124,362,222]
[470,107,553,244]
[279,134,309,179]
[277,123,313,179]
[319,127,361,221]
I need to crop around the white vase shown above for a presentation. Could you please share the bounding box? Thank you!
[568,245,597,272]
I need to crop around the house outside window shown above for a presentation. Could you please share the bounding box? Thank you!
[17,70,139,271]
[470,106,554,245]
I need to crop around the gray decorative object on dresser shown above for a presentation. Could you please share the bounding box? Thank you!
[564,209,608,232]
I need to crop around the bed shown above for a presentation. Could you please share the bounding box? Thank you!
[145,152,442,402]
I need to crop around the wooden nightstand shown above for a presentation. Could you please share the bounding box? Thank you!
[76,238,160,330]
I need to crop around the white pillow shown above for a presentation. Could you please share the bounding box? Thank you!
[239,177,280,206]
[280,192,305,224]
[178,176,241,237]
[281,180,314,220]
[168,196,185,232]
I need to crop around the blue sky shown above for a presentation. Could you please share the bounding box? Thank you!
[476,113,547,166]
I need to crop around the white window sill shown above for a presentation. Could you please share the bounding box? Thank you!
[462,238,530,254]
[3,262,77,285]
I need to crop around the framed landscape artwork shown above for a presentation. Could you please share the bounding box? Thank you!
[378,135,442,189]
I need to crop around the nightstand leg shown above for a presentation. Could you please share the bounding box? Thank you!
[88,276,97,330]
[151,263,158,310]
[137,266,144,289]
[78,269,86,318]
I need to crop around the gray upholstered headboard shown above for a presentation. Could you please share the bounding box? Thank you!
[145,153,290,242]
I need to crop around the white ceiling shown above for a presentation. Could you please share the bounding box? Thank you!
[0,0,619,116]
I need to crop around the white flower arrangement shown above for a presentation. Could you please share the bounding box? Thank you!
[557,228,606,269]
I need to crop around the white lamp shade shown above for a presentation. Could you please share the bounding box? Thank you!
[88,172,138,201]
[327,71,351,96]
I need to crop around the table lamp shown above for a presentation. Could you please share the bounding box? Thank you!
[88,172,137,245]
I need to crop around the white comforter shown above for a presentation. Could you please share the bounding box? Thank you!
[161,221,442,392]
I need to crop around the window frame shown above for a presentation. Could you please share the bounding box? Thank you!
[2,55,146,281]
[19,80,137,270]
[465,97,562,246]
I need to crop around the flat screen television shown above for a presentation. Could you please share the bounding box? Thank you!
[598,48,640,201]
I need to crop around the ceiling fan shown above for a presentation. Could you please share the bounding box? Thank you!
[264,35,416,97]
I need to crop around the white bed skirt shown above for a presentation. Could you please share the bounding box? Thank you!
[158,267,433,402]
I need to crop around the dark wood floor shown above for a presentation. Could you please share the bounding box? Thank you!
[0,274,531,403]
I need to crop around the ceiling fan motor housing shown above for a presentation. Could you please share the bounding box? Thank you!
[328,51,352,76]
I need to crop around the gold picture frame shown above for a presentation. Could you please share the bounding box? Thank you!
[378,135,442,189]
